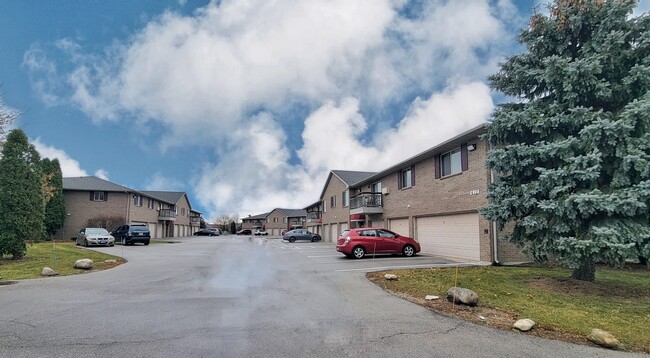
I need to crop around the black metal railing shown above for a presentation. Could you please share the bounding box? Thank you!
[307,212,321,220]
[158,209,177,219]
[350,192,383,209]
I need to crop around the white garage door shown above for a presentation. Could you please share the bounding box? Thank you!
[416,213,480,261]
[148,223,156,238]
[322,224,329,242]
[389,218,409,237]
[340,222,349,233]
[330,224,339,242]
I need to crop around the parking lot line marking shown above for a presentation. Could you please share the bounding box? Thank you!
[307,255,343,258]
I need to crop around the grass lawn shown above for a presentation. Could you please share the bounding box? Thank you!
[0,241,124,280]
[367,264,650,353]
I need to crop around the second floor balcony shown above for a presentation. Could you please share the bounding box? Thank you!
[350,192,383,215]
[190,216,201,224]
[158,209,177,221]
[306,212,322,223]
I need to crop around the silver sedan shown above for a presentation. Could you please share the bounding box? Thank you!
[76,227,115,247]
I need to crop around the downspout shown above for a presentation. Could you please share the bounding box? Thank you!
[125,190,131,225]
[489,143,500,265]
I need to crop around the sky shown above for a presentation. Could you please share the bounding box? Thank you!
[1,0,648,222]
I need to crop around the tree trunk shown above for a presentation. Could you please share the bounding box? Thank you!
[571,259,596,282]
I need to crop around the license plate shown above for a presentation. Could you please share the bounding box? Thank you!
[99,240,107,244]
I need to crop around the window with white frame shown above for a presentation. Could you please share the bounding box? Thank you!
[181,208,186,216]
[441,148,462,177]
[371,182,381,193]
[92,191,105,201]
[133,195,143,206]
[148,198,154,209]
[342,190,349,207]
[330,195,336,208]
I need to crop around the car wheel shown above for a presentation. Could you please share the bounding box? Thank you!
[289,237,296,243]
[144,240,150,246]
[352,246,365,259]
[403,245,415,257]
[109,243,114,247]
[121,237,126,246]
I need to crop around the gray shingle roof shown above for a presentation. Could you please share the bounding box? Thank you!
[63,176,135,192]
[140,191,185,206]
[275,208,307,217]
[331,170,377,186]
[243,212,269,220]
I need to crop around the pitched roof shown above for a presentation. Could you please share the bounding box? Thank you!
[140,191,186,206]
[331,170,377,186]
[243,212,269,221]
[351,123,488,188]
[63,176,134,192]
[274,208,307,217]
[319,170,377,200]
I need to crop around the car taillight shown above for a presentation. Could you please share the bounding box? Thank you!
[343,237,351,245]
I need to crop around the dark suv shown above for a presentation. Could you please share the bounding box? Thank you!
[111,224,151,246]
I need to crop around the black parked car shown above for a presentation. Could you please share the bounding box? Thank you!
[111,224,151,246]
[194,228,221,236]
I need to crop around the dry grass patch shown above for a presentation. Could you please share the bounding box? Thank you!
[367,264,649,353]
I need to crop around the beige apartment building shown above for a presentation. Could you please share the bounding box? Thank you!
[56,176,202,240]
[317,124,527,264]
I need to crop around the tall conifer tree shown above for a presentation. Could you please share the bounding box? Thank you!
[483,0,650,281]
[42,158,66,238]
[0,130,45,258]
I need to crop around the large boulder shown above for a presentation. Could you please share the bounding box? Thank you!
[74,259,93,270]
[513,319,535,332]
[446,287,479,306]
[41,267,57,276]
[588,329,620,349]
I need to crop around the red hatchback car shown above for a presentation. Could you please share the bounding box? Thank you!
[336,228,421,259]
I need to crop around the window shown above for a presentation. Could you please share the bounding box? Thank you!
[371,182,381,193]
[181,208,185,216]
[158,203,163,210]
[441,148,462,177]
[342,190,349,207]
[148,198,154,209]
[133,195,142,206]
[273,217,278,223]
[398,166,414,189]
[92,191,105,201]
[283,217,287,223]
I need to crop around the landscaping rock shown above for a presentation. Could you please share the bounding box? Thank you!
[104,259,117,264]
[384,274,398,281]
[74,259,93,269]
[425,295,440,301]
[41,267,57,276]
[513,319,535,332]
[588,329,620,349]
[446,287,479,306]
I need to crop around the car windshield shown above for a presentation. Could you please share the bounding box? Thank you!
[86,228,109,235]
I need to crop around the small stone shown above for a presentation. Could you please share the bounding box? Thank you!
[478,315,486,321]
[384,274,398,281]
[74,259,93,269]
[425,295,440,300]
[513,319,535,332]
[104,259,117,264]
[446,287,479,306]
[41,267,57,276]
[588,329,620,349]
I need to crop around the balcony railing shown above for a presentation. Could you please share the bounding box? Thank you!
[306,212,321,223]
[190,216,201,224]
[158,209,177,221]
[350,192,383,215]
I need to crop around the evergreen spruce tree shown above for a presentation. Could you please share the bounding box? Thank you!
[0,129,45,259]
[483,0,650,281]
[42,158,66,238]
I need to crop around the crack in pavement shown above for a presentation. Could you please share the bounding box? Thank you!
[370,322,466,342]
[0,335,185,349]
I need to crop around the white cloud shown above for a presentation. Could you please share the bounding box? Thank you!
[27,0,521,218]
[94,169,110,180]
[31,138,89,177]
[144,172,184,191]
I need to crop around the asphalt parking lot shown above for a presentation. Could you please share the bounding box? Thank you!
[0,236,640,358]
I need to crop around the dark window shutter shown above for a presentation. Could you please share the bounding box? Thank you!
[397,171,402,189]
[411,166,415,186]
[90,192,94,201]
[461,143,469,171]
[104,192,108,201]
[434,155,441,179]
